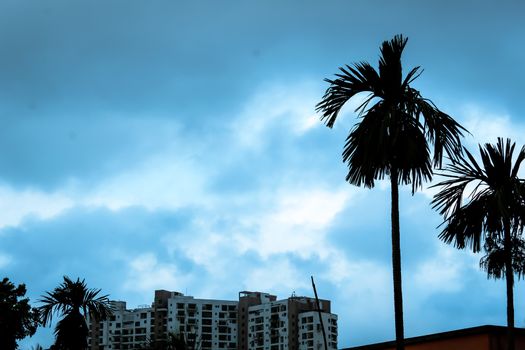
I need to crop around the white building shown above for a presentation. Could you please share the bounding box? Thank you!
[166,294,238,350]
[298,311,338,350]
[88,301,155,350]
[246,295,338,350]
[247,299,289,350]
[88,290,337,350]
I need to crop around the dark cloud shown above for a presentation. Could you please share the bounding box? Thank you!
[2,1,525,348]
[1,0,523,189]
[0,113,197,191]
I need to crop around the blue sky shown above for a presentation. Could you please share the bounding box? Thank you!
[2,0,525,348]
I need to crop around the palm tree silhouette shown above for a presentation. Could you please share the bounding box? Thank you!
[432,138,525,350]
[316,34,466,350]
[39,276,113,350]
[481,235,525,280]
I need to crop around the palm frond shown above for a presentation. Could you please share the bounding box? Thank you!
[433,138,525,254]
[38,276,114,348]
[437,195,491,252]
[378,34,406,98]
[481,235,525,280]
[316,61,380,127]
[409,95,467,166]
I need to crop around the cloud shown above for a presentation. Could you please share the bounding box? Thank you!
[228,186,352,261]
[461,104,525,146]
[0,114,186,190]
[124,253,188,293]
[412,244,475,294]
[232,80,323,150]
[4,2,525,349]
[244,258,310,295]
[84,149,209,211]
[0,185,73,229]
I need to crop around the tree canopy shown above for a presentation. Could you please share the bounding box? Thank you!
[0,277,40,350]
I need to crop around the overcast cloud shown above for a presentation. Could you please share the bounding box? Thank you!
[1,1,525,348]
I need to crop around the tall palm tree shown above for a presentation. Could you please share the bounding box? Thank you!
[39,276,113,350]
[432,138,525,350]
[316,34,466,350]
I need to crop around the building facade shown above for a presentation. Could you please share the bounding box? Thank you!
[88,290,337,350]
[88,300,155,350]
[246,295,337,350]
[166,293,238,349]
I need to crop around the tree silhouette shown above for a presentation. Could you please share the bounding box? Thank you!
[138,331,199,350]
[0,277,40,350]
[39,276,113,350]
[480,235,525,280]
[316,34,466,350]
[432,138,525,350]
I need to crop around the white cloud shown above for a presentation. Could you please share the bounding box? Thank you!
[243,258,310,295]
[84,152,210,211]
[156,180,370,300]
[412,244,476,294]
[0,82,352,227]
[0,152,209,228]
[124,253,188,293]
[232,80,323,149]
[461,104,525,146]
[329,258,392,322]
[272,189,350,227]
[234,187,352,260]
[164,228,233,276]
[0,186,74,229]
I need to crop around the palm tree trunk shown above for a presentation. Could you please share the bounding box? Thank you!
[504,223,515,350]
[390,167,405,350]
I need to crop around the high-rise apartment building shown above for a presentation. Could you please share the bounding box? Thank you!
[166,292,238,349]
[238,291,277,350]
[88,300,155,350]
[245,294,337,350]
[88,290,337,350]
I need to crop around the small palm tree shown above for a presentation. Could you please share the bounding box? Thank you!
[481,235,525,280]
[39,276,113,350]
[316,34,466,350]
[432,138,525,350]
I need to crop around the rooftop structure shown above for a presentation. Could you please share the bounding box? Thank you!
[343,325,525,350]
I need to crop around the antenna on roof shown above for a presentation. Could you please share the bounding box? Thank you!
[311,276,328,350]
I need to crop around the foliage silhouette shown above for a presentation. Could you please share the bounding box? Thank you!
[481,235,525,280]
[138,331,200,350]
[316,34,466,350]
[432,138,525,350]
[38,276,113,350]
[0,277,40,350]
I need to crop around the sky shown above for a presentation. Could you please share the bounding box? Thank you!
[1,0,525,348]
